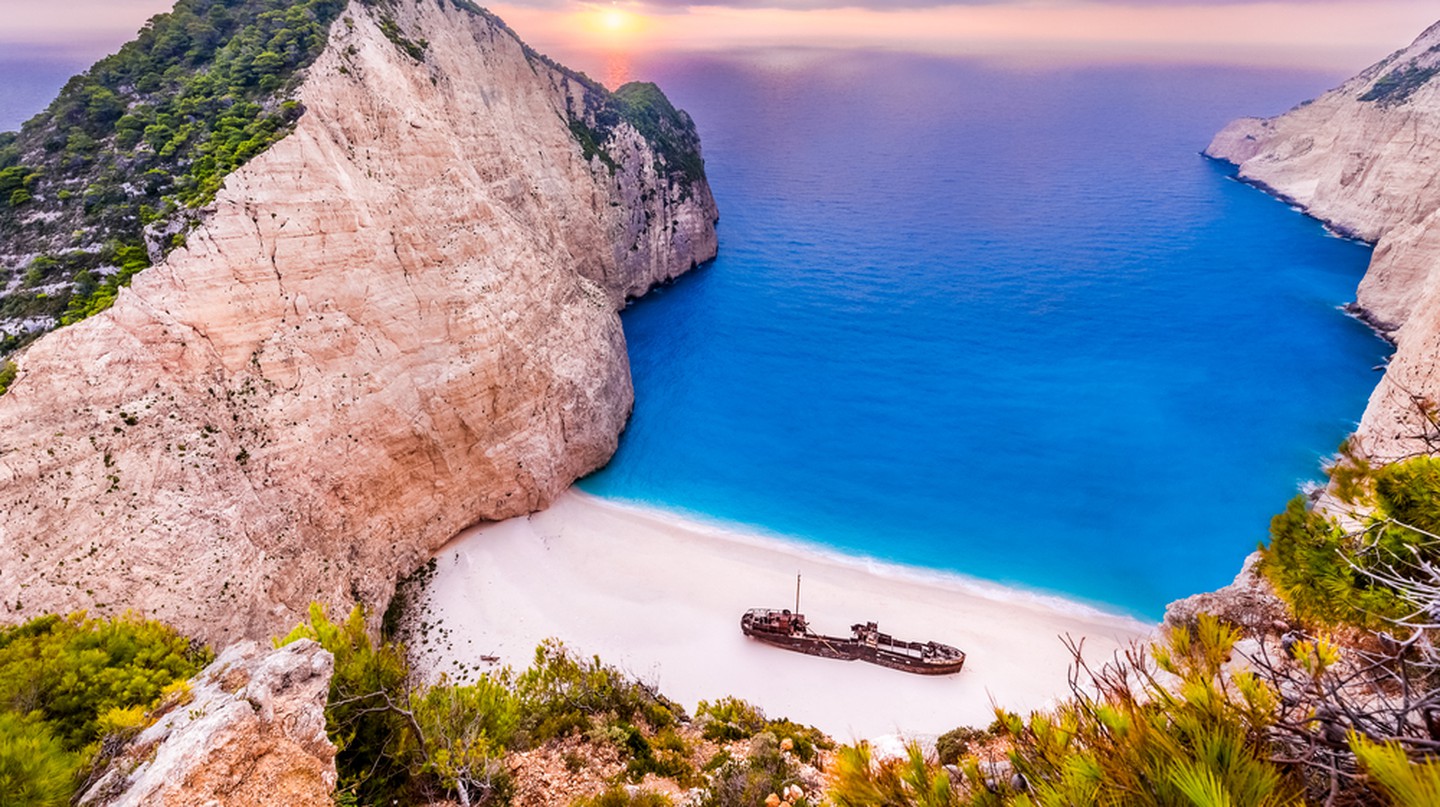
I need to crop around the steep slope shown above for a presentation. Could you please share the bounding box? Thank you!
[0,0,353,353]
[1206,20,1440,463]
[0,0,718,645]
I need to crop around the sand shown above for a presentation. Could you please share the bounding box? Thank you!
[409,490,1155,741]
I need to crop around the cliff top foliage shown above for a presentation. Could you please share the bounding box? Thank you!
[0,613,209,805]
[1262,439,1440,629]
[566,80,707,194]
[284,605,687,805]
[0,0,705,364]
[1360,44,1440,106]
[0,0,349,356]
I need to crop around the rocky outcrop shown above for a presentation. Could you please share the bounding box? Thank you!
[80,639,336,807]
[1164,552,1291,633]
[1205,19,1440,463]
[0,0,717,645]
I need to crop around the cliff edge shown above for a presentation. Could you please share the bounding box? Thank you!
[0,0,718,645]
[1205,19,1440,464]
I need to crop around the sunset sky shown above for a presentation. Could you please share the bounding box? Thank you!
[1,0,1436,73]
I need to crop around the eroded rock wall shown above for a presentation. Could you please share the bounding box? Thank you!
[1205,20,1440,463]
[0,0,717,644]
[80,640,336,807]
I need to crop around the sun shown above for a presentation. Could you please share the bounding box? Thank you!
[600,8,632,32]
[578,4,648,39]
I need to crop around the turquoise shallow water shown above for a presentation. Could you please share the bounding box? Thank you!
[578,51,1392,619]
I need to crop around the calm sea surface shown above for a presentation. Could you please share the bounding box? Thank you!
[3,51,1390,620]
[577,51,1390,619]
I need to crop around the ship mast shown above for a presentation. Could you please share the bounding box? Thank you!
[795,572,801,614]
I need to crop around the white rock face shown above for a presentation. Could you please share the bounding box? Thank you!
[1206,19,1440,463]
[80,640,336,807]
[0,0,717,645]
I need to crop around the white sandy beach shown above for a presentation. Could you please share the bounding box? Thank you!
[410,490,1154,740]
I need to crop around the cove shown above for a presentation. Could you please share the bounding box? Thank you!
[579,51,1391,619]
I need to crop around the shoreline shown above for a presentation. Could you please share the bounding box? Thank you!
[575,492,1152,625]
[409,489,1154,739]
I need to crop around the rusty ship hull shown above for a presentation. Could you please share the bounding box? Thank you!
[740,609,965,676]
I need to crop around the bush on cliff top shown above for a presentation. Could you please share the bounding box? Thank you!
[1261,455,1440,629]
[0,0,347,350]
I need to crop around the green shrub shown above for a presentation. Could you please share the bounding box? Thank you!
[515,640,684,743]
[829,743,953,807]
[695,731,809,807]
[0,613,208,749]
[934,725,991,766]
[572,784,674,807]
[281,604,516,806]
[1374,456,1440,536]
[977,616,1298,807]
[0,360,15,395]
[1352,735,1440,805]
[694,696,829,764]
[695,696,767,742]
[281,604,416,804]
[1360,64,1440,106]
[0,712,78,807]
[1260,496,1410,628]
[413,674,518,802]
[0,614,206,805]
[1262,456,1440,629]
[618,724,697,787]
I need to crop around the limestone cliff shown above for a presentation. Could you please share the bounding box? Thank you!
[1205,19,1440,463]
[80,640,336,807]
[0,0,718,645]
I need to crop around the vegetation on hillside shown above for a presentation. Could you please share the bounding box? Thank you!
[0,613,209,804]
[280,602,831,806]
[0,0,349,354]
[0,0,708,360]
[1263,438,1440,630]
[1360,60,1440,106]
[566,80,707,195]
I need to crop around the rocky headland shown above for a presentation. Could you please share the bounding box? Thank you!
[0,0,717,647]
[1206,19,1440,465]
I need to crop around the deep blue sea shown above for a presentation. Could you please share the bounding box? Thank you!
[3,51,1391,621]
[576,51,1391,619]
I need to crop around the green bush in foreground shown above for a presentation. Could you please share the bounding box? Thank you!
[829,742,955,807]
[0,613,207,804]
[934,724,994,767]
[697,731,813,807]
[0,613,207,749]
[0,712,77,807]
[1353,735,1440,806]
[282,604,520,806]
[829,617,1299,806]
[1262,455,1440,629]
[515,638,685,744]
[1260,495,1409,628]
[287,604,726,805]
